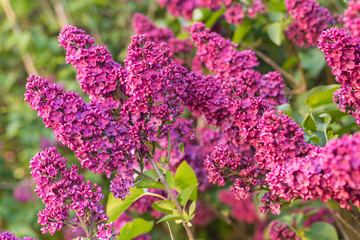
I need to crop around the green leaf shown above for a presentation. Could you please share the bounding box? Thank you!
[166,171,175,189]
[268,11,284,21]
[267,22,282,46]
[179,142,185,154]
[157,214,183,224]
[152,200,176,214]
[189,201,196,216]
[205,7,226,28]
[177,184,198,206]
[277,103,292,117]
[305,85,340,109]
[118,218,154,240]
[232,20,252,44]
[304,222,338,240]
[192,8,211,21]
[175,161,198,200]
[106,187,145,222]
[135,169,163,189]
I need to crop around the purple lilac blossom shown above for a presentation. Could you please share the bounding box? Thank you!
[318,27,360,126]
[132,13,192,58]
[58,25,127,105]
[344,0,360,37]
[30,147,114,238]
[13,178,35,204]
[218,190,259,224]
[0,232,37,240]
[157,0,198,20]
[25,75,138,200]
[284,0,335,47]
[268,221,301,240]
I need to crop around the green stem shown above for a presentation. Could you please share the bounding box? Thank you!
[133,169,159,182]
[148,157,194,240]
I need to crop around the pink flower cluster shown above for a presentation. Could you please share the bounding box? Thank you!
[132,13,192,59]
[344,0,360,37]
[285,0,335,47]
[218,190,259,224]
[318,27,360,126]
[58,25,127,105]
[224,0,266,25]
[13,179,35,204]
[268,221,301,240]
[187,23,360,215]
[25,75,138,200]
[0,232,36,240]
[158,0,198,20]
[30,147,114,238]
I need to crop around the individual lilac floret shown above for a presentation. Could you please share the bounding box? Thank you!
[285,0,335,47]
[157,0,198,20]
[30,147,115,238]
[132,13,192,58]
[344,0,360,37]
[0,232,37,240]
[58,25,127,104]
[318,27,360,126]
[25,75,139,200]
[268,221,301,240]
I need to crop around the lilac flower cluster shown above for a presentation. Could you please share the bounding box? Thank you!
[58,25,127,105]
[285,0,335,47]
[0,232,36,240]
[122,34,190,142]
[158,0,198,20]
[218,190,259,224]
[13,179,35,203]
[191,202,216,227]
[191,22,259,78]
[344,0,360,37]
[224,0,266,25]
[30,147,114,238]
[318,27,360,126]
[25,75,138,200]
[132,13,193,60]
[318,133,360,209]
[190,23,286,108]
[187,23,320,214]
[268,221,301,240]
[197,0,232,10]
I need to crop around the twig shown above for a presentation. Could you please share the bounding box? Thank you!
[148,157,194,240]
[254,49,301,88]
[333,212,350,240]
[350,204,360,226]
[166,222,175,240]
[1,0,39,75]
[334,211,360,239]
[133,169,159,182]
[284,38,307,95]
[51,0,70,27]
